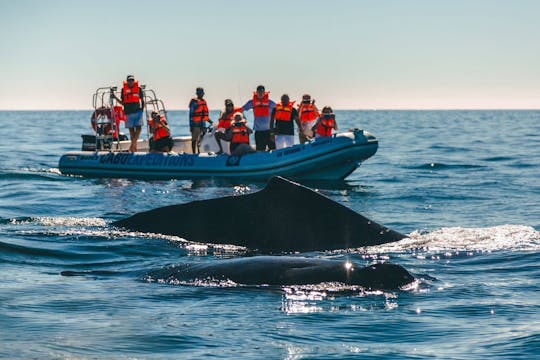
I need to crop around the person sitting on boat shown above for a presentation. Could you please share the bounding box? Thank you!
[215,99,243,154]
[297,94,320,143]
[312,106,338,139]
[226,112,255,156]
[242,85,277,151]
[188,87,212,154]
[270,94,301,149]
[112,75,145,152]
[148,111,174,153]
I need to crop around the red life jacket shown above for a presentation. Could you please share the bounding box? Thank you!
[315,116,336,137]
[149,115,171,140]
[122,81,141,104]
[112,106,126,138]
[231,123,250,144]
[253,92,270,117]
[298,103,319,122]
[113,106,126,122]
[218,107,243,129]
[274,101,296,122]
[191,98,210,123]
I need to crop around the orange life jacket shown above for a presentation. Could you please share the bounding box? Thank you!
[253,92,270,117]
[315,116,335,137]
[218,107,243,129]
[298,103,319,122]
[231,123,250,144]
[274,101,296,122]
[122,81,141,104]
[191,98,210,123]
[149,115,171,140]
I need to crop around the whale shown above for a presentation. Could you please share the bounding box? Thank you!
[148,256,415,290]
[113,176,407,253]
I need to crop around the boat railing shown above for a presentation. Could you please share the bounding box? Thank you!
[88,86,173,152]
[91,86,125,151]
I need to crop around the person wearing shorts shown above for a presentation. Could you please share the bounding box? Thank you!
[114,75,144,152]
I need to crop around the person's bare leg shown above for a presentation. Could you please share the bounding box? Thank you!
[130,126,142,152]
[133,126,141,151]
[215,132,224,153]
[128,128,136,152]
[191,127,202,154]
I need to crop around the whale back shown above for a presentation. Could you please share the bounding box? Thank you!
[149,256,415,289]
[113,176,406,252]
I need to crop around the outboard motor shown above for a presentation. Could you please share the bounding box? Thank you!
[81,134,96,151]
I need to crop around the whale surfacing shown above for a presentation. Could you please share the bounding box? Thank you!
[113,176,406,253]
[149,256,415,290]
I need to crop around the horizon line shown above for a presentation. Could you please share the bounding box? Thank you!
[1,108,539,112]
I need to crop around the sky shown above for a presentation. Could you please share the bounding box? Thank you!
[0,0,539,110]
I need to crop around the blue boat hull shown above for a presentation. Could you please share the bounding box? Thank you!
[58,130,378,181]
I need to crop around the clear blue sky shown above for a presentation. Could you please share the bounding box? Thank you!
[1,0,539,110]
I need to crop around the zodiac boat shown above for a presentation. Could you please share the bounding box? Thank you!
[58,87,378,181]
[59,129,377,180]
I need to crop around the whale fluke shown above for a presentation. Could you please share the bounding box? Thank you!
[113,176,406,253]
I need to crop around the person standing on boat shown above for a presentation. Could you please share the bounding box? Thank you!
[226,112,254,156]
[242,85,276,151]
[148,111,174,153]
[188,87,212,154]
[215,99,242,154]
[297,94,320,143]
[312,106,338,138]
[270,94,301,149]
[113,75,144,152]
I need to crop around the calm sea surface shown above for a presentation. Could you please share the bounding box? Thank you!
[0,110,539,359]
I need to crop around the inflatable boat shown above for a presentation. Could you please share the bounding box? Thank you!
[59,129,377,181]
[58,87,378,180]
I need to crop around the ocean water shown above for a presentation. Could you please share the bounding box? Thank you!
[0,110,539,359]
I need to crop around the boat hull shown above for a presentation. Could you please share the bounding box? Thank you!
[59,130,378,181]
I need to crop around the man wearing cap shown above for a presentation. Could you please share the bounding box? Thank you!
[188,87,212,154]
[297,94,320,143]
[114,75,145,152]
[242,85,277,151]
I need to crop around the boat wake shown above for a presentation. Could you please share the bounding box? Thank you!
[0,167,64,181]
[3,216,538,254]
[371,224,540,254]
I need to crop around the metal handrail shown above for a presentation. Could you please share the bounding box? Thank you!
[90,85,168,151]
